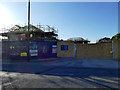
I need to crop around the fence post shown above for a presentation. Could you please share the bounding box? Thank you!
[112,41,114,59]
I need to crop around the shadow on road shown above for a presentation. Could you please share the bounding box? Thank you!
[1,58,120,88]
[2,64,119,78]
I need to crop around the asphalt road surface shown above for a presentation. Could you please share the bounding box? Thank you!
[0,58,119,88]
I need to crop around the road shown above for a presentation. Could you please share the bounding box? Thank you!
[0,58,119,88]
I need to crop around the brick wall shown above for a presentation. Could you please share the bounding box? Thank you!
[76,43,112,59]
[113,40,120,60]
[57,41,119,59]
[57,41,74,57]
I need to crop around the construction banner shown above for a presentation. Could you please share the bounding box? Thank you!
[30,50,38,56]
[52,45,57,53]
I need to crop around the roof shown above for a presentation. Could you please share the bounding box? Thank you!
[0,25,58,38]
[1,24,44,33]
[0,25,44,36]
[67,37,90,42]
[98,37,111,43]
[98,37,111,41]
[14,24,44,32]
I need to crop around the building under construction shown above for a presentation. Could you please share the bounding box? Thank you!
[0,24,58,60]
[0,24,58,41]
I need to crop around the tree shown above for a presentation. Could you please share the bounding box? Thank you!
[112,33,120,41]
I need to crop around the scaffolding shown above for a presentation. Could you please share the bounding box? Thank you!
[0,24,59,41]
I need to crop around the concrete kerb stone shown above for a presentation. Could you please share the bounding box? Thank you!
[32,57,60,62]
[2,57,119,69]
[2,57,60,64]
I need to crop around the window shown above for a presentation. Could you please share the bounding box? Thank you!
[61,45,68,51]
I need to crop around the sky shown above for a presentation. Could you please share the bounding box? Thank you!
[0,1,118,43]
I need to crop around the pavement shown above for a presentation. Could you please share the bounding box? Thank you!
[0,58,120,88]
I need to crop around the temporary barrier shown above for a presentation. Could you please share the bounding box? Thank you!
[2,40,57,60]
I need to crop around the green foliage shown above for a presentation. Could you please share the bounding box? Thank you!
[112,33,120,41]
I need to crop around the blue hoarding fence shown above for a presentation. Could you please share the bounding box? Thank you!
[2,41,57,60]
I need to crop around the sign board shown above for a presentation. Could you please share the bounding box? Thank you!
[52,45,57,53]
[21,52,27,56]
[10,46,14,49]
[30,50,38,56]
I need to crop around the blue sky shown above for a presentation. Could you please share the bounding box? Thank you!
[0,2,118,42]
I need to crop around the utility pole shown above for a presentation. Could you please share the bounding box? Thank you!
[118,1,120,33]
[27,0,30,62]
